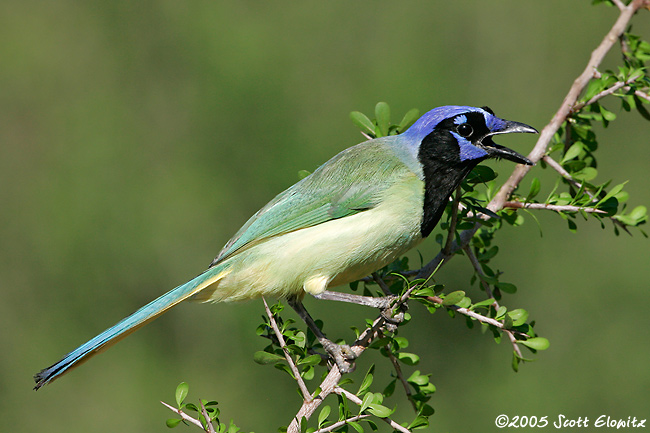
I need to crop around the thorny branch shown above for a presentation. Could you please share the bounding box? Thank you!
[262,297,312,401]
[287,305,411,433]
[417,0,648,280]
[385,343,417,411]
[504,201,607,214]
[161,401,207,431]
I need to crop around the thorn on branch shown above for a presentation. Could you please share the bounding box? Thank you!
[504,201,607,214]
[199,400,217,433]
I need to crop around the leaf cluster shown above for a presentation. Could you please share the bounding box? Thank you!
[166,382,247,433]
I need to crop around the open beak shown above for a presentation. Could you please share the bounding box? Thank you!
[482,120,537,166]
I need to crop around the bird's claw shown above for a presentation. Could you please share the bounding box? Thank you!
[380,298,407,331]
[321,340,357,373]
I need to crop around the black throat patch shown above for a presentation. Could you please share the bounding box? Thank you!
[417,112,490,237]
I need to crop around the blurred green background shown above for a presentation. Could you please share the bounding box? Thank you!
[2,1,649,432]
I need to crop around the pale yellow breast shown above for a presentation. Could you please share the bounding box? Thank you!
[198,173,424,303]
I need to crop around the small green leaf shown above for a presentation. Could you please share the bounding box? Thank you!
[358,364,375,395]
[412,285,437,297]
[457,296,472,309]
[633,95,650,121]
[598,181,628,206]
[599,104,616,122]
[375,102,391,137]
[573,166,598,181]
[527,177,541,200]
[367,403,394,418]
[253,351,284,365]
[407,370,429,386]
[297,169,311,180]
[471,298,496,310]
[629,205,647,221]
[408,415,429,429]
[383,378,397,397]
[614,205,648,226]
[360,392,374,413]
[350,111,376,136]
[520,337,550,351]
[442,290,466,306]
[512,351,520,372]
[166,418,182,428]
[583,77,604,102]
[507,309,529,326]
[349,420,364,433]
[503,313,514,329]
[478,246,499,262]
[496,282,517,294]
[398,108,420,132]
[175,382,189,407]
[317,405,331,427]
[298,354,322,367]
[561,142,583,164]
[397,352,420,366]
[466,165,497,184]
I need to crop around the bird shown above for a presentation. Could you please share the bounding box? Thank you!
[34,105,536,389]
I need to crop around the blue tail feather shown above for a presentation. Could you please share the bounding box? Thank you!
[34,264,227,389]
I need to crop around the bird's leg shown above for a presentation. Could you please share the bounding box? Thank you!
[287,296,356,373]
[313,274,407,327]
[312,290,396,309]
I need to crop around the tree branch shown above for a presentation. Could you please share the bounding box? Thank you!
[416,0,647,280]
[262,297,313,402]
[199,400,217,433]
[635,89,650,102]
[287,289,416,432]
[504,201,607,214]
[384,341,417,411]
[161,401,205,430]
[489,0,646,210]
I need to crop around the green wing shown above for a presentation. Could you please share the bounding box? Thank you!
[210,138,411,266]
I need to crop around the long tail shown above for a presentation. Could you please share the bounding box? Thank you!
[33,264,230,390]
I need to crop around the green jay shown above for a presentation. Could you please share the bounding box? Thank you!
[34,105,536,389]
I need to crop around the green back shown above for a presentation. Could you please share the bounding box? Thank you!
[210,137,413,266]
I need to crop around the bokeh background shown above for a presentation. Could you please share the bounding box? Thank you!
[2,1,649,432]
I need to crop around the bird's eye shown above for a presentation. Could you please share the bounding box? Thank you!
[457,123,473,138]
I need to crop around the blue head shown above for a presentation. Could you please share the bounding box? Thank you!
[397,105,537,237]
[401,105,536,168]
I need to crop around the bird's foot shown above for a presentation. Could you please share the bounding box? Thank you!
[380,298,408,332]
[320,339,357,373]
